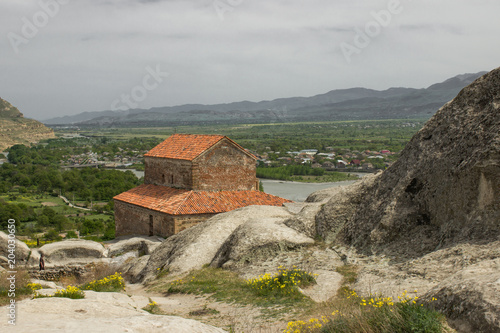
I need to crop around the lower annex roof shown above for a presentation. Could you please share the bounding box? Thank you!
[113,184,292,215]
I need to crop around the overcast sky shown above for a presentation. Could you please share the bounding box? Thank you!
[1,0,499,121]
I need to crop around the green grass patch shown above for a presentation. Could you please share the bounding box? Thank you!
[335,265,359,285]
[149,267,315,315]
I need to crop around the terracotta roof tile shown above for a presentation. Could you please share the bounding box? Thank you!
[114,184,292,215]
[144,134,225,160]
[144,133,256,161]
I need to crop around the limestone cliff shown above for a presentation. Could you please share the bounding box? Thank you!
[0,97,55,151]
[319,67,500,258]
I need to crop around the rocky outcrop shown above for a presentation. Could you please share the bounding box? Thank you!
[0,231,31,265]
[211,212,314,269]
[39,239,107,265]
[310,68,500,332]
[135,205,314,283]
[107,236,162,257]
[421,259,500,333]
[0,97,55,151]
[314,174,381,243]
[319,68,500,258]
[0,290,225,333]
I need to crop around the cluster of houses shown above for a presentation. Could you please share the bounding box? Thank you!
[58,140,396,172]
[61,150,144,168]
[255,148,395,170]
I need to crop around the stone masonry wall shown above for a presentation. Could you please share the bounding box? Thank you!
[144,156,193,189]
[173,214,215,234]
[115,201,175,237]
[192,139,257,191]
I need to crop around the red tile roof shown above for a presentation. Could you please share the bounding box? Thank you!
[114,184,292,215]
[144,133,255,161]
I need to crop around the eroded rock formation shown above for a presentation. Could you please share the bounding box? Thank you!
[318,68,500,258]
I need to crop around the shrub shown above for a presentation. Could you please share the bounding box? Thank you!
[81,272,125,292]
[23,239,55,248]
[27,283,42,292]
[246,265,317,297]
[142,298,161,314]
[65,230,78,239]
[44,229,62,241]
[34,285,84,299]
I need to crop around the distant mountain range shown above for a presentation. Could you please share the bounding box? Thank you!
[0,98,55,151]
[44,71,487,127]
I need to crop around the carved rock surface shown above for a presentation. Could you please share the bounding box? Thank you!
[136,205,313,283]
[320,68,500,258]
[0,290,225,333]
[422,259,500,333]
[39,239,107,264]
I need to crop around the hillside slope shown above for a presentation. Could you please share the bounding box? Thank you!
[0,98,55,151]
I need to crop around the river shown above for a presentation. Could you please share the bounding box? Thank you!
[117,169,363,202]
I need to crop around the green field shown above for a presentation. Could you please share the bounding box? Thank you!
[72,119,423,154]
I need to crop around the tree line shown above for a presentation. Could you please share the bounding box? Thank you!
[256,164,325,181]
[0,162,141,202]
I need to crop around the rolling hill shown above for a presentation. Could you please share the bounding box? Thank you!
[44,71,487,127]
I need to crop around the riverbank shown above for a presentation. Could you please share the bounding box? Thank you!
[260,179,360,202]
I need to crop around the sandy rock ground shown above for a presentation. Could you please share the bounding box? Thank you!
[0,288,225,333]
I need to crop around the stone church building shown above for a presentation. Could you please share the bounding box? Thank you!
[114,134,291,237]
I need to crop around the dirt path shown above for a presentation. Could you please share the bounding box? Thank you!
[124,283,286,332]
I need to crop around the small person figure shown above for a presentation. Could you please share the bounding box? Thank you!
[39,253,45,271]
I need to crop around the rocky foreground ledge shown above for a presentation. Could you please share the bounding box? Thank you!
[0,290,225,333]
